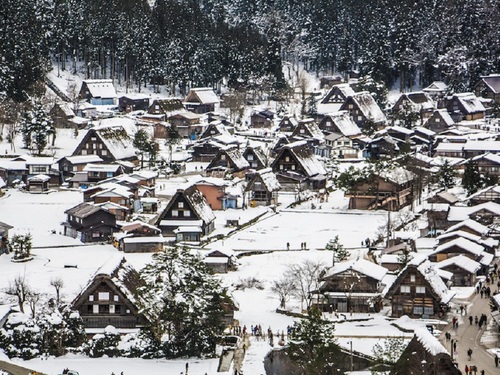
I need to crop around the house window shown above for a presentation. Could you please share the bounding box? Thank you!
[81,150,87,155]
[106,172,113,177]
[91,137,97,141]
[291,165,296,170]
[178,202,184,208]
[416,286,425,294]
[86,143,90,149]
[435,118,440,122]
[279,165,283,170]
[115,305,121,314]
[99,305,110,314]
[155,105,159,110]
[410,274,415,282]
[172,210,178,217]
[93,305,99,314]
[413,306,423,315]
[114,295,119,302]
[357,116,363,121]
[93,143,97,149]
[400,285,411,293]
[424,307,434,316]
[98,292,110,301]
[220,154,226,160]
[348,104,353,109]
[99,144,103,149]
[89,295,94,302]
[184,210,191,217]
[285,156,290,162]
[109,304,115,314]
[300,129,305,133]
[247,154,254,161]
[101,150,107,156]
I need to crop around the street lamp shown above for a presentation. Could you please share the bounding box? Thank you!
[347,340,353,372]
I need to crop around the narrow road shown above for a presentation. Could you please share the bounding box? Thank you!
[439,288,498,374]
[0,360,45,375]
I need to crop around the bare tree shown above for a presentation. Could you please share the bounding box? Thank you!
[50,277,64,306]
[287,259,326,311]
[270,274,296,309]
[5,275,31,313]
[26,290,40,318]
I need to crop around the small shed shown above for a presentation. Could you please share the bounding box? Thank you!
[27,174,50,192]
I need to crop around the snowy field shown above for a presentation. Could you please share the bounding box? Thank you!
[0,185,428,375]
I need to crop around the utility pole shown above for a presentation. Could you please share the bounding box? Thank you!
[348,340,353,372]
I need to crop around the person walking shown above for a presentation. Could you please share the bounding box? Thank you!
[469,315,473,325]
[495,354,499,367]
[467,348,473,360]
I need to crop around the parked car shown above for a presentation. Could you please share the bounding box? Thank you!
[222,335,241,349]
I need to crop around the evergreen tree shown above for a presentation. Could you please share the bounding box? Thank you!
[137,247,227,358]
[435,160,455,190]
[306,93,317,117]
[325,236,347,266]
[286,306,341,375]
[20,98,54,155]
[462,159,482,195]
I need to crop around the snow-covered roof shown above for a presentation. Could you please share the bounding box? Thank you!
[184,87,220,105]
[323,258,388,281]
[82,79,117,99]
[464,141,500,152]
[413,327,449,356]
[122,236,166,244]
[430,109,455,126]
[447,201,500,222]
[256,168,281,191]
[27,174,51,182]
[93,126,137,160]
[436,230,498,249]
[349,92,387,124]
[433,237,484,257]
[415,260,455,304]
[435,255,481,274]
[423,81,448,92]
[83,163,121,173]
[62,155,103,164]
[0,160,27,171]
[453,93,485,113]
[445,219,491,236]
[478,251,494,266]
[324,111,361,136]
[379,167,415,184]
[64,202,103,218]
[279,141,327,177]
[479,74,500,93]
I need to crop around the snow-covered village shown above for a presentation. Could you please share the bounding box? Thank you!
[1,1,500,375]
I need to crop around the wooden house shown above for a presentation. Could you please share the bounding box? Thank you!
[270,135,290,157]
[58,155,104,181]
[245,168,281,207]
[435,255,481,286]
[0,160,27,186]
[13,156,59,186]
[243,146,267,170]
[205,147,250,178]
[147,98,184,116]
[183,87,220,114]
[291,118,324,141]
[250,110,274,128]
[321,83,355,104]
[347,167,415,211]
[63,202,117,243]
[203,248,237,273]
[277,115,298,133]
[49,101,89,129]
[445,93,485,121]
[82,164,123,184]
[71,127,139,165]
[392,92,435,121]
[474,74,500,104]
[429,237,485,263]
[468,185,500,205]
[444,219,492,238]
[340,92,387,129]
[0,221,13,255]
[79,79,117,105]
[26,174,50,192]
[463,141,500,158]
[167,111,203,139]
[470,153,500,179]
[191,139,226,162]
[314,258,388,313]
[270,140,327,191]
[89,186,134,213]
[424,109,455,133]
[155,185,216,241]
[194,178,229,210]
[324,133,359,159]
[70,257,148,329]
[199,122,231,140]
[116,221,165,253]
[118,94,150,112]
[385,258,455,319]
[422,81,448,99]
[318,111,361,137]
[447,201,500,226]
[319,75,343,89]
[389,328,461,375]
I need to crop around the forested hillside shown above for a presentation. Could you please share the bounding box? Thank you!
[1,0,499,102]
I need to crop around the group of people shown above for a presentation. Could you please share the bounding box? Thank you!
[464,364,485,375]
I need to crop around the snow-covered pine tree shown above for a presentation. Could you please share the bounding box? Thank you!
[137,246,227,358]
